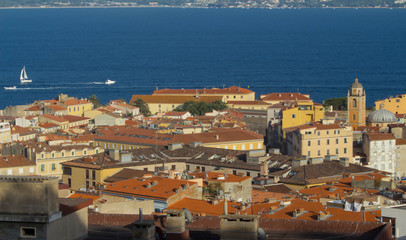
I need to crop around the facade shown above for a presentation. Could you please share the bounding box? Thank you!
[375,94,406,114]
[152,86,255,102]
[163,111,192,120]
[362,132,396,175]
[10,126,37,142]
[286,122,353,160]
[0,176,90,240]
[94,112,127,126]
[395,139,406,178]
[282,102,325,130]
[227,100,271,111]
[39,114,69,131]
[347,78,366,129]
[109,100,140,116]
[59,99,93,116]
[0,122,11,144]
[0,155,36,176]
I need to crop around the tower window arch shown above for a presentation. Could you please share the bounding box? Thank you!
[353,114,356,120]
[353,99,357,108]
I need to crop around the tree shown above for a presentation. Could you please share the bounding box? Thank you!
[174,100,228,116]
[323,97,347,111]
[132,98,151,117]
[88,95,102,109]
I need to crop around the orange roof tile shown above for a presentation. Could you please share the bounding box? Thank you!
[41,114,68,123]
[38,122,60,128]
[0,155,35,168]
[62,99,91,106]
[366,132,395,141]
[153,86,254,95]
[129,95,223,104]
[261,93,312,102]
[167,198,241,216]
[190,172,251,183]
[68,193,101,202]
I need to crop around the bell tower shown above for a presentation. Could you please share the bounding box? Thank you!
[347,77,366,129]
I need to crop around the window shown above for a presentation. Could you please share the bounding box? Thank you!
[336,149,339,154]
[242,145,245,150]
[84,150,87,155]
[186,165,190,171]
[86,170,89,179]
[51,153,55,158]
[317,131,320,136]
[19,168,23,174]
[326,131,329,135]
[353,114,355,120]
[41,164,45,172]
[29,167,34,173]
[344,148,347,154]
[257,143,261,149]
[92,181,96,187]
[7,169,12,175]
[202,167,206,172]
[20,227,36,238]
[317,150,321,156]
[307,151,311,157]
[249,144,253,150]
[327,149,330,155]
[233,170,237,175]
[233,145,236,150]
[344,138,347,143]
[336,139,339,144]
[62,152,65,157]
[246,172,250,176]
[292,114,296,118]
[92,170,96,180]
[41,154,44,159]
[68,178,71,187]
[96,149,99,154]
[86,181,89,188]
[71,151,75,156]
[52,163,56,171]
[63,167,72,175]
[171,165,176,170]
[308,141,311,147]
[353,99,357,108]
[318,140,320,146]
[144,167,148,171]
[327,139,330,145]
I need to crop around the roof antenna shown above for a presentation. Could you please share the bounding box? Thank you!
[155,83,158,91]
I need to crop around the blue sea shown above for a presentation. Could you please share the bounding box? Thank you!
[0,8,406,108]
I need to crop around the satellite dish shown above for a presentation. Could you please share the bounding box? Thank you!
[258,228,266,240]
[183,208,193,224]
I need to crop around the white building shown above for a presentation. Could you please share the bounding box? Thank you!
[362,132,396,175]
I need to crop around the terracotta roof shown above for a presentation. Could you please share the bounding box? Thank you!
[62,99,91,106]
[263,184,294,194]
[10,126,37,136]
[252,189,294,203]
[0,155,35,168]
[129,95,223,104]
[68,192,101,202]
[25,105,41,111]
[366,132,395,141]
[167,198,241,216]
[396,139,406,145]
[41,114,68,123]
[103,176,198,201]
[61,115,90,123]
[261,199,380,222]
[153,86,254,95]
[261,93,312,102]
[172,128,263,145]
[94,127,173,146]
[38,122,59,129]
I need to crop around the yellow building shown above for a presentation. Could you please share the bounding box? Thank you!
[282,103,325,130]
[60,99,93,116]
[286,122,353,161]
[375,94,406,115]
[27,144,102,178]
[84,109,104,119]
[129,95,224,115]
[0,155,36,176]
[347,78,366,129]
[152,86,255,102]
[0,122,11,144]
[227,100,271,111]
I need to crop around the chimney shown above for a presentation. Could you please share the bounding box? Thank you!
[224,198,228,215]
[109,149,120,161]
[292,156,307,168]
[308,157,323,165]
[168,143,184,151]
[139,208,143,222]
[215,135,219,140]
[339,157,349,167]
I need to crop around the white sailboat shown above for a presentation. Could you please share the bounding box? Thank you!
[4,86,17,90]
[20,66,32,83]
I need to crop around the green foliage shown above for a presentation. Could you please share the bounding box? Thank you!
[323,97,347,111]
[174,100,228,116]
[88,95,102,109]
[132,98,151,117]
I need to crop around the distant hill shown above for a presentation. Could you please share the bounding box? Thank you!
[1,0,405,8]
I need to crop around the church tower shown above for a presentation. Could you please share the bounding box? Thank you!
[347,77,366,129]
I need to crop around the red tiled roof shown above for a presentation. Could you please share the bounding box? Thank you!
[164,111,189,116]
[103,176,198,201]
[41,114,68,123]
[172,128,263,144]
[46,105,67,111]
[61,115,90,123]
[0,155,35,168]
[129,95,223,104]
[366,133,395,141]
[396,139,406,145]
[25,105,41,111]
[62,99,91,106]
[227,101,270,106]
[190,172,251,183]
[10,126,37,136]
[153,86,254,95]
[38,122,60,128]
[68,193,101,202]
[261,93,312,102]
[167,198,241,216]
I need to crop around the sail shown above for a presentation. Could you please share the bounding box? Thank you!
[20,67,25,81]
[23,66,28,79]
